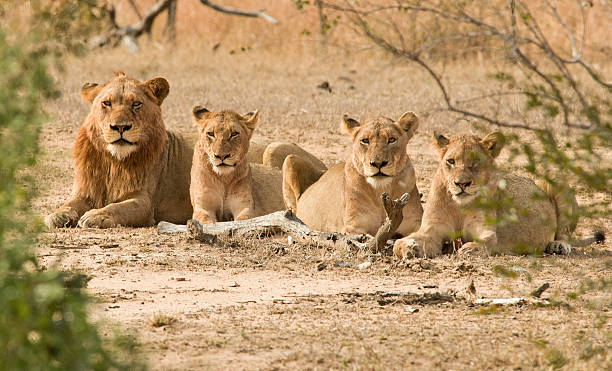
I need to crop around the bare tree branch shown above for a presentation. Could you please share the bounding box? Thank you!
[199,0,278,24]
[90,0,171,51]
[127,0,143,20]
[164,0,177,41]
[324,0,605,130]
[92,0,278,52]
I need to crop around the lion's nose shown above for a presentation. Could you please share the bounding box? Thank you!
[215,153,230,160]
[454,180,472,190]
[370,160,388,169]
[110,124,132,133]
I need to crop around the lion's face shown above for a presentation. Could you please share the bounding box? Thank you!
[81,72,169,160]
[192,106,259,175]
[432,132,503,205]
[342,112,419,188]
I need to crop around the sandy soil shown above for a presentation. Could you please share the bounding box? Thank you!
[35,46,611,369]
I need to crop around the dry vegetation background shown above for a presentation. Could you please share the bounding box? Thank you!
[33,0,611,369]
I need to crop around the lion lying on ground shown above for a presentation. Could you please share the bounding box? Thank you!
[45,72,194,228]
[393,132,581,259]
[283,112,423,235]
[45,72,311,229]
[190,106,326,223]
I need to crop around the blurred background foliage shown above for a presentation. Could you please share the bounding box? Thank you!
[0,1,141,369]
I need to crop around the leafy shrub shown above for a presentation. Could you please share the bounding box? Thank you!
[0,28,141,370]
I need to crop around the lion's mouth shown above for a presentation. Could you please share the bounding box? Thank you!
[112,138,135,145]
[216,163,234,167]
[372,172,390,177]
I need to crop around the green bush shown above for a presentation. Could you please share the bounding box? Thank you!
[0,29,140,370]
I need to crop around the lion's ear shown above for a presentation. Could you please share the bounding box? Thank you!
[395,111,419,139]
[432,131,450,156]
[242,110,260,131]
[480,132,504,158]
[80,83,102,104]
[341,114,361,137]
[143,77,170,104]
[192,105,210,124]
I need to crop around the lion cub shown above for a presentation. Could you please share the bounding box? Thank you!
[394,132,580,259]
[283,112,423,235]
[190,106,321,223]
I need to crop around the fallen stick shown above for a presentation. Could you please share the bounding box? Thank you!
[158,192,409,252]
[530,282,550,298]
[366,192,410,253]
[474,297,550,306]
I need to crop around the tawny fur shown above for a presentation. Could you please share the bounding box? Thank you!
[283,112,423,236]
[189,107,324,224]
[393,132,579,259]
[46,72,193,228]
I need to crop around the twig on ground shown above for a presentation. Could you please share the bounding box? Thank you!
[530,282,550,298]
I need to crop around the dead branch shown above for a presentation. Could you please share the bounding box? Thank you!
[199,0,278,24]
[367,192,410,253]
[90,0,171,51]
[158,192,408,253]
[164,0,178,41]
[92,0,278,52]
[159,210,368,250]
[322,0,607,130]
[474,297,550,306]
[127,0,143,20]
[530,282,550,298]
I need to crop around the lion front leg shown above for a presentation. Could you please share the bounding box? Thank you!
[459,214,498,258]
[78,193,153,228]
[233,207,256,221]
[46,197,92,228]
[192,207,217,224]
[459,227,497,258]
[393,222,455,259]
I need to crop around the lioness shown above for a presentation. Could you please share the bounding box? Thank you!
[190,106,325,223]
[394,132,581,259]
[45,72,194,228]
[283,112,424,235]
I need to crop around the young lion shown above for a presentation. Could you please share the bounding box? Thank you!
[283,112,423,235]
[394,132,582,259]
[190,106,325,223]
[45,72,194,228]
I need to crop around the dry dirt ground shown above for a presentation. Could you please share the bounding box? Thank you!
[35,46,611,370]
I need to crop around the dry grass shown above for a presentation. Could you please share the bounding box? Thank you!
[32,7,612,369]
[103,0,612,61]
[149,313,178,328]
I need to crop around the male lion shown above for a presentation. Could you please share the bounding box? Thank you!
[283,112,423,235]
[394,132,582,259]
[190,106,325,223]
[45,72,194,228]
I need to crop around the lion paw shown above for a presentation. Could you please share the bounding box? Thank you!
[393,238,424,259]
[545,240,572,255]
[78,209,116,229]
[457,242,487,258]
[45,209,78,229]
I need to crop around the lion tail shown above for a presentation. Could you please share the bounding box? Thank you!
[537,179,605,247]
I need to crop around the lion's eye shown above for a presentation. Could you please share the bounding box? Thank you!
[207,132,215,138]
[388,137,397,144]
[102,101,111,108]
[446,159,455,166]
[360,138,369,145]
[230,132,239,138]
[132,102,142,109]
